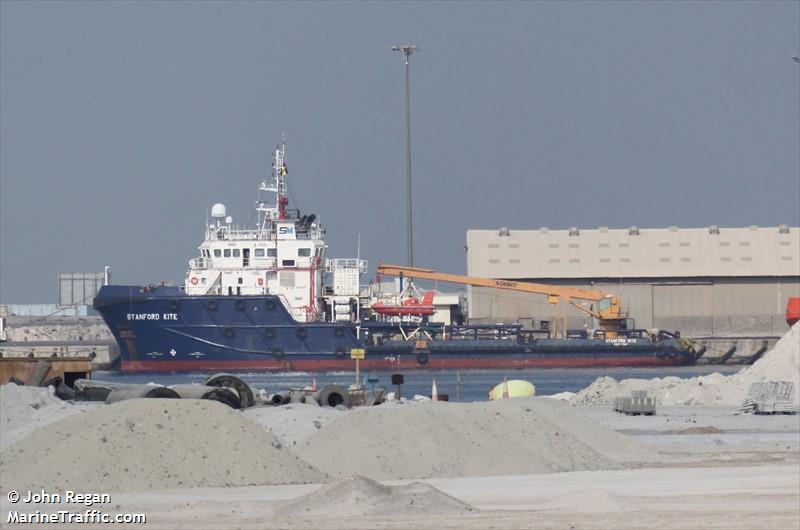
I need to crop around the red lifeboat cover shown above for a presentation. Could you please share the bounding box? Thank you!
[372,291,436,316]
[787,297,800,326]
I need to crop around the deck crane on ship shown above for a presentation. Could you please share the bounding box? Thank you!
[374,263,631,336]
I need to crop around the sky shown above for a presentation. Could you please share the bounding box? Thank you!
[1,1,799,303]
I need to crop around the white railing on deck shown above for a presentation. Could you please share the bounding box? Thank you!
[325,258,368,273]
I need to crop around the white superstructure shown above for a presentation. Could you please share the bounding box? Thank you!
[184,140,365,322]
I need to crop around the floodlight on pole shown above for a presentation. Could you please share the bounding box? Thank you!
[392,44,417,266]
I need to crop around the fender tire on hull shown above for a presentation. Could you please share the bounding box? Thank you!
[416,352,429,365]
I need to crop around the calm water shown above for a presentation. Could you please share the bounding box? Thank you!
[94,365,742,402]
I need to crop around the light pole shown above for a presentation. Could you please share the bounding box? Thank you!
[392,44,417,266]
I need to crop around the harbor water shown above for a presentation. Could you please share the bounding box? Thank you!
[93,365,742,403]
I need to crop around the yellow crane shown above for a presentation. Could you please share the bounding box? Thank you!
[375,263,629,334]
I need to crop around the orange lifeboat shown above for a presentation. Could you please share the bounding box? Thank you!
[787,297,800,326]
[372,291,436,316]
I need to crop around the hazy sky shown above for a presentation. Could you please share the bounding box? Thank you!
[2,1,799,303]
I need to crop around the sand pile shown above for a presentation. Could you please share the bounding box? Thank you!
[243,403,343,446]
[571,323,800,407]
[0,399,325,492]
[0,384,97,450]
[274,475,473,518]
[294,397,652,480]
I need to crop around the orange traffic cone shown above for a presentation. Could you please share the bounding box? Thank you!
[311,378,318,392]
[431,379,439,402]
[502,377,509,400]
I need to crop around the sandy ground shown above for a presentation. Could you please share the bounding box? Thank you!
[2,326,799,529]
[2,401,798,529]
[1,464,796,529]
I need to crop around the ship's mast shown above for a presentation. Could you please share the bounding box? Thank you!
[256,138,289,234]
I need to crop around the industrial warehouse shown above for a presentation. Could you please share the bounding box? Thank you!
[466,225,800,343]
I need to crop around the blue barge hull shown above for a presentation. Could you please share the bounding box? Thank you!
[94,285,697,372]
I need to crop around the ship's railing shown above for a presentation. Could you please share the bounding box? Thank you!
[204,226,324,241]
[325,258,368,273]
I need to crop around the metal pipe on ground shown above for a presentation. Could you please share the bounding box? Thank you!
[311,385,351,408]
[105,385,180,404]
[170,384,240,409]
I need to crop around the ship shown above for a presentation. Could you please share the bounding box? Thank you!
[94,140,700,372]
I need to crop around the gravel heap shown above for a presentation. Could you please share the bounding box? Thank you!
[293,397,650,480]
[273,475,474,518]
[571,323,800,407]
[6,322,112,342]
[0,398,326,492]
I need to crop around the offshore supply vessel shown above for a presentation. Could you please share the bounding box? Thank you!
[93,141,699,372]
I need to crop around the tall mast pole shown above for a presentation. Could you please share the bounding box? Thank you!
[392,44,417,266]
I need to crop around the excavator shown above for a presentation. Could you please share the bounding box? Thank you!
[375,263,631,335]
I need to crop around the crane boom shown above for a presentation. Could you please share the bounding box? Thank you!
[376,263,626,325]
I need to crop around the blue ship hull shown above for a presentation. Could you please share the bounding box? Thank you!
[94,285,697,372]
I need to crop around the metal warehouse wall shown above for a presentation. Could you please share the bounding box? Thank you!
[467,278,800,337]
[465,225,800,338]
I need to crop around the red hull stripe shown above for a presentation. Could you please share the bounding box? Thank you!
[122,356,690,373]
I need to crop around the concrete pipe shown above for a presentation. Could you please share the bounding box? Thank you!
[267,392,290,405]
[105,385,180,404]
[289,390,308,404]
[55,383,76,401]
[27,360,52,386]
[74,379,130,402]
[204,373,255,409]
[311,385,351,408]
[170,384,240,409]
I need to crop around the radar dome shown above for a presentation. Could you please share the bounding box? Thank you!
[225,216,233,225]
[211,203,226,218]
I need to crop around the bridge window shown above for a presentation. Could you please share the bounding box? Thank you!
[224,249,231,258]
[214,249,221,257]
[267,248,277,257]
[298,248,311,257]
[233,249,241,257]
[254,248,265,257]
[282,259,296,267]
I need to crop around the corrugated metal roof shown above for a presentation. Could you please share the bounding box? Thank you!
[467,225,800,279]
